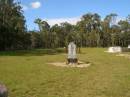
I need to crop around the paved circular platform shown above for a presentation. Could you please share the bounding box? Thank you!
[48,61,91,68]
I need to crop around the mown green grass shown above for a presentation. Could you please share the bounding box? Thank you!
[0,48,130,97]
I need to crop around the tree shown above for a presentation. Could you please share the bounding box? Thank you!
[104,13,118,27]
[34,18,42,32]
[118,19,130,46]
[50,24,61,48]
[0,0,13,5]
[127,15,130,23]
[77,13,102,47]
[60,22,73,47]
[0,0,29,50]
[30,31,42,48]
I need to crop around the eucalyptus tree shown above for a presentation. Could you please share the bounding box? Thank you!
[50,24,61,48]
[0,0,29,50]
[60,22,73,47]
[104,13,118,46]
[40,20,50,48]
[104,13,118,27]
[126,15,130,23]
[118,19,130,46]
[30,31,42,48]
[77,13,102,47]
[34,18,42,32]
[34,19,51,48]
[118,20,129,32]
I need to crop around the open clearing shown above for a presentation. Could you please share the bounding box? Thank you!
[0,48,130,97]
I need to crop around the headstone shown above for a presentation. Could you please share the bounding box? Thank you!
[67,42,78,64]
[108,46,122,53]
[0,84,8,97]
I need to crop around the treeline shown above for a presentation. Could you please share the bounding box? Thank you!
[33,14,130,48]
[0,0,130,51]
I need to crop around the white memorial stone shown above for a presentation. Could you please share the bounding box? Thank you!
[68,42,76,59]
[128,45,130,49]
[108,46,122,53]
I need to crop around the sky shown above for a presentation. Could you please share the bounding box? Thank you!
[19,0,130,30]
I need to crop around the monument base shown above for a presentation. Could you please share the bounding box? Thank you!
[67,58,78,64]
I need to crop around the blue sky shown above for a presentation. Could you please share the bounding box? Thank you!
[19,0,130,30]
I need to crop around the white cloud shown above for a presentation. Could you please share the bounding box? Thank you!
[102,16,125,25]
[43,17,81,26]
[116,17,125,22]
[21,5,28,11]
[43,17,126,27]
[30,1,41,9]
[110,17,126,25]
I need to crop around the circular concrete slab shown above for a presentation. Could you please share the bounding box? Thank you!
[48,61,91,68]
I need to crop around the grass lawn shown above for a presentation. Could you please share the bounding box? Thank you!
[0,48,130,97]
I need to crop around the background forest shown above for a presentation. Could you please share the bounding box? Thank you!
[0,0,130,51]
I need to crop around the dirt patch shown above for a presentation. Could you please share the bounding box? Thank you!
[48,61,91,68]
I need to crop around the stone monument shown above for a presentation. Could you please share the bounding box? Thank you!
[107,46,122,53]
[128,45,130,49]
[67,42,78,64]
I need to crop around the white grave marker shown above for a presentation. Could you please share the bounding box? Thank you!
[67,42,77,64]
[68,42,76,59]
[128,45,130,49]
[108,46,122,53]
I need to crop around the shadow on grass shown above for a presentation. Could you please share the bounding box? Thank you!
[0,48,65,56]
